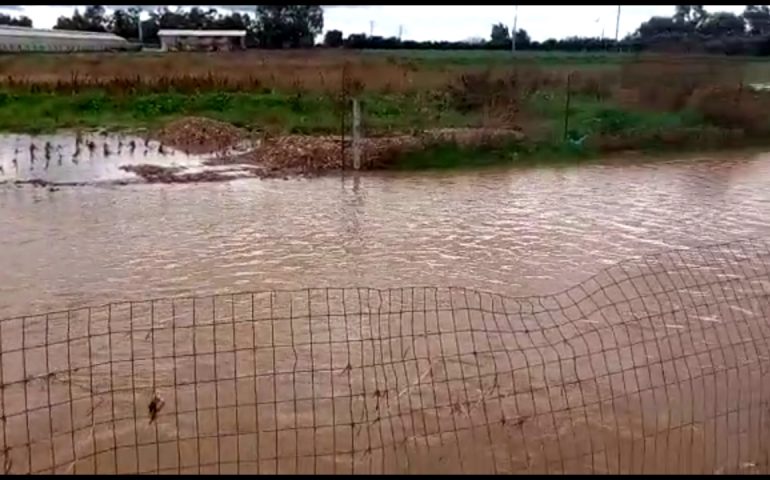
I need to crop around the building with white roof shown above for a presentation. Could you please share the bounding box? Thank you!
[0,26,134,53]
[157,29,247,52]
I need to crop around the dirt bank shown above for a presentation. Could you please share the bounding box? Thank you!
[206,127,524,178]
[156,117,247,155]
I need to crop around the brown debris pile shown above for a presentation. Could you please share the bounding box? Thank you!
[119,164,257,184]
[156,117,247,155]
[213,128,523,177]
[221,135,345,176]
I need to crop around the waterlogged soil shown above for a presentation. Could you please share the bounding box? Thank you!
[0,130,264,188]
[0,119,526,187]
[209,127,525,178]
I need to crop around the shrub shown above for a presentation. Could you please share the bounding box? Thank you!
[619,57,744,111]
[688,86,770,135]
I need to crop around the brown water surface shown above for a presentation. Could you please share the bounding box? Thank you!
[1,141,769,474]
[1,146,768,317]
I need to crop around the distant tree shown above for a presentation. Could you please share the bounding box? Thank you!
[344,33,367,48]
[697,12,746,36]
[185,7,218,29]
[324,29,343,47]
[255,5,324,48]
[635,16,692,38]
[83,5,108,32]
[115,7,256,46]
[0,14,32,27]
[463,36,485,45]
[743,5,770,35]
[55,5,108,32]
[490,22,510,45]
[153,7,189,30]
[54,9,87,31]
[108,8,139,39]
[212,11,252,31]
[514,28,531,48]
[673,5,708,26]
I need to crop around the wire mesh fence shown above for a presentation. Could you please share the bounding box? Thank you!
[1,238,769,474]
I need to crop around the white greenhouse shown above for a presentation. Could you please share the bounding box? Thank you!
[0,26,136,53]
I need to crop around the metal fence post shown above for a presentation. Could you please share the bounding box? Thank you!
[340,63,348,172]
[563,72,573,142]
[352,98,361,170]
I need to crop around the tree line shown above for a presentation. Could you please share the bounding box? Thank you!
[4,5,770,56]
[51,5,323,48]
[0,13,33,28]
[323,25,621,53]
[626,5,770,55]
[324,5,770,55]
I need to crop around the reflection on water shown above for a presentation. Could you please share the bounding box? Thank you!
[1,149,769,318]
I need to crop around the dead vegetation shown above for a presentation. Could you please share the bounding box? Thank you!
[156,117,246,154]
[617,57,745,111]
[0,51,465,94]
[687,86,770,135]
[208,128,523,177]
[446,57,770,148]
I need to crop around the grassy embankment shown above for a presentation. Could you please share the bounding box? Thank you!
[1,51,770,170]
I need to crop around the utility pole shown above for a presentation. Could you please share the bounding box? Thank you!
[369,20,374,36]
[398,24,403,41]
[511,5,519,53]
[135,6,143,46]
[615,5,621,42]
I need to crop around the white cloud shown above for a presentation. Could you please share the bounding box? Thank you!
[4,5,748,41]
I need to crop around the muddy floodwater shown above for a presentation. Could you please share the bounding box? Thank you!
[1,137,768,317]
[1,134,770,474]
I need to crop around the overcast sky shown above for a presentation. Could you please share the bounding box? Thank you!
[0,5,748,42]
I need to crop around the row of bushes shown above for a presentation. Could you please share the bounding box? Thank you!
[321,31,770,56]
[442,60,770,141]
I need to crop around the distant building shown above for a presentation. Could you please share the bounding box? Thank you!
[0,26,134,52]
[464,37,485,45]
[157,30,247,52]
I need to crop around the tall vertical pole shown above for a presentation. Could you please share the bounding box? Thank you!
[563,73,572,141]
[615,5,621,42]
[352,98,361,170]
[369,20,374,37]
[511,5,519,53]
[340,63,347,172]
[137,15,143,45]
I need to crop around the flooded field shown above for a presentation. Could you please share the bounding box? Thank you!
[1,140,769,317]
[0,132,258,187]
[1,136,769,473]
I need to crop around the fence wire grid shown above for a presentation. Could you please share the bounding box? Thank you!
[1,238,769,474]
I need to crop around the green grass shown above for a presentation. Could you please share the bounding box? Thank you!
[0,90,480,134]
[362,49,770,85]
[387,92,762,171]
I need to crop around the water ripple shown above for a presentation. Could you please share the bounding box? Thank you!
[1,151,769,317]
